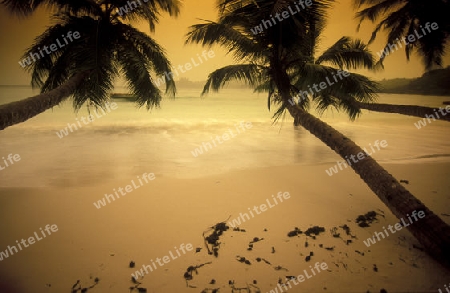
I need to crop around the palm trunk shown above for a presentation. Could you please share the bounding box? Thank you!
[0,71,89,131]
[270,60,450,268]
[355,101,450,122]
[287,104,450,268]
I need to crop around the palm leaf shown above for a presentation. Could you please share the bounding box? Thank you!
[315,36,376,70]
[202,64,263,95]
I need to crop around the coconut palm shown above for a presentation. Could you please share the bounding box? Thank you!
[186,0,450,266]
[354,0,450,70]
[0,0,181,130]
[351,0,450,121]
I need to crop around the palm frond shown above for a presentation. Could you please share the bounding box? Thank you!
[1,0,103,17]
[355,0,405,23]
[416,28,448,70]
[113,23,176,96]
[116,43,163,110]
[110,0,181,31]
[354,0,450,69]
[202,64,263,95]
[73,63,117,110]
[312,72,378,120]
[186,20,264,62]
[20,15,95,89]
[315,36,375,70]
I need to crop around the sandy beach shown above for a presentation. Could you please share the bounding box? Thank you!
[0,161,449,293]
[1,0,450,291]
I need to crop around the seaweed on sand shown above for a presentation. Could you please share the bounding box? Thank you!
[304,226,325,237]
[287,227,302,237]
[255,257,271,265]
[183,261,213,287]
[129,276,147,292]
[230,282,261,293]
[70,278,99,293]
[203,217,231,257]
[355,211,379,227]
[236,255,252,265]
[129,285,147,293]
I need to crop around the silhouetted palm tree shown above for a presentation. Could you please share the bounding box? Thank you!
[352,0,450,121]
[186,0,450,266]
[0,0,181,130]
[354,0,450,69]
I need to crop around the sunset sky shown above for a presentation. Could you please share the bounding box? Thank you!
[0,0,448,86]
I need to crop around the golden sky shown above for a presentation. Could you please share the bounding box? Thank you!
[0,0,448,85]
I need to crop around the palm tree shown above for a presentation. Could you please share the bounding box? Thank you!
[352,0,450,121]
[0,0,181,130]
[186,0,450,267]
[352,100,450,122]
[354,0,450,69]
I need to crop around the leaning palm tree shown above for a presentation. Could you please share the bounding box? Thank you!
[0,0,181,130]
[351,0,450,121]
[186,0,450,267]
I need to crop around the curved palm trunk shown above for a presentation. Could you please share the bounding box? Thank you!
[355,101,450,122]
[0,71,90,131]
[288,104,450,268]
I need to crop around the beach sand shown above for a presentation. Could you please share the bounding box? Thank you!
[0,162,449,293]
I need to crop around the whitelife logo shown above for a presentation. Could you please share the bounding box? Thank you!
[56,102,118,138]
[152,50,215,88]
[250,0,313,35]
[228,192,291,228]
[131,243,194,279]
[363,210,425,247]
[438,282,450,293]
[325,139,388,176]
[190,121,252,157]
[376,22,439,59]
[116,0,145,16]
[0,224,59,261]
[0,153,21,171]
[266,262,328,293]
[93,172,155,209]
[18,31,81,68]
[287,70,350,105]
[414,106,450,129]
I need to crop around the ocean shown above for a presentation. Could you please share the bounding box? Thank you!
[0,86,449,187]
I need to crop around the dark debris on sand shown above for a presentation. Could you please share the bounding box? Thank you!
[70,278,99,293]
[183,261,213,286]
[304,226,326,237]
[287,227,302,237]
[203,219,230,257]
[129,275,147,292]
[236,255,252,265]
[355,211,379,227]
[230,282,261,293]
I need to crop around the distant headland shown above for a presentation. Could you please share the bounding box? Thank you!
[378,66,450,96]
